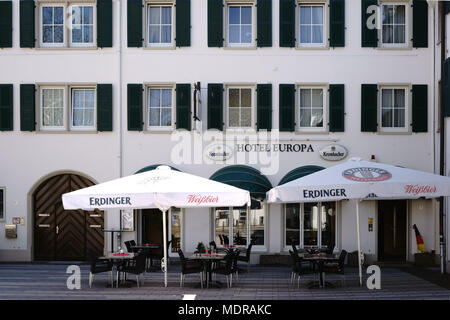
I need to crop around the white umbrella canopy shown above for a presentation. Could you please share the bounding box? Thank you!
[267,157,450,286]
[62,165,251,287]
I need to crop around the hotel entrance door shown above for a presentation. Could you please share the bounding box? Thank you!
[378,200,407,261]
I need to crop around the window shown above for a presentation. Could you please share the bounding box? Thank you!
[213,201,266,247]
[0,188,4,220]
[147,5,174,46]
[299,4,325,46]
[40,86,97,131]
[285,202,337,250]
[147,87,174,130]
[298,86,326,132]
[380,87,408,132]
[70,5,94,46]
[39,3,96,48]
[227,5,253,46]
[41,5,65,46]
[381,3,408,47]
[227,87,253,128]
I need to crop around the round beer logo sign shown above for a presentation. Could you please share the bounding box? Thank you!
[342,167,392,182]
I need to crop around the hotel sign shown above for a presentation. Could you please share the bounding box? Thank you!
[319,144,348,161]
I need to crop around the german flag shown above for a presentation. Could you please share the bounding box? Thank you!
[413,224,425,253]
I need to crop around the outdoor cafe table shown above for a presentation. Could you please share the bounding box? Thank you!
[303,254,339,289]
[188,253,226,288]
[99,252,136,288]
[131,244,161,271]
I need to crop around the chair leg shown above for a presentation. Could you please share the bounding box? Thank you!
[297,274,300,289]
[136,275,140,288]
[116,271,119,288]
[89,272,93,288]
[110,271,114,288]
[200,272,203,289]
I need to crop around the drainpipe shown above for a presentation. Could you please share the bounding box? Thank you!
[119,0,123,179]
[439,0,447,274]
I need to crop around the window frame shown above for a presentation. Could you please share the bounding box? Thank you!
[224,0,256,48]
[378,85,411,133]
[145,84,176,132]
[0,188,5,221]
[283,202,339,251]
[145,1,176,48]
[225,84,256,130]
[69,4,96,48]
[378,1,411,49]
[39,3,66,48]
[39,86,67,131]
[296,84,328,133]
[70,86,97,131]
[296,0,329,49]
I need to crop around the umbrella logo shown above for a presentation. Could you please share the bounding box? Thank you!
[342,167,392,182]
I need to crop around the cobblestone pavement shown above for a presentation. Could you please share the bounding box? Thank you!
[0,263,449,300]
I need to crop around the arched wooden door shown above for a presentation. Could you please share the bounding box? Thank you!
[33,174,104,261]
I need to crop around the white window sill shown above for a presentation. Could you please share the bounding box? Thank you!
[377,129,412,135]
[224,44,257,50]
[145,43,176,50]
[36,46,99,51]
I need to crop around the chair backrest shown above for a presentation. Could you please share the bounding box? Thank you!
[338,250,347,267]
[223,235,229,245]
[291,243,299,256]
[134,251,147,273]
[231,249,240,269]
[130,240,137,247]
[288,250,299,272]
[222,251,234,272]
[246,243,253,259]
[124,241,133,253]
[209,241,217,250]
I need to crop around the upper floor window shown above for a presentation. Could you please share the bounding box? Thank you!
[41,5,64,46]
[228,5,253,45]
[71,88,96,129]
[381,3,408,48]
[227,87,253,129]
[71,5,95,46]
[380,87,408,133]
[147,87,174,130]
[299,4,325,46]
[298,86,327,132]
[147,5,174,46]
[41,87,66,129]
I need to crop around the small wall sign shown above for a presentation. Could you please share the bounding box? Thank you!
[205,143,233,162]
[319,144,348,161]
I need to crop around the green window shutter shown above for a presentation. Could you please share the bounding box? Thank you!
[279,0,295,47]
[446,1,450,15]
[97,84,113,132]
[257,84,272,131]
[207,83,223,130]
[127,84,143,131]
[412,0,428,48]
[0,84,13,131]
[279,84,295,131]
[0,1,12,48]
[127,0,142,48]
[329,0,345,47]
[444,59,450,117]
[176,0,191,47]
[412,85,427,132]
[208,0,223,47]
[257,0,272,47]
[20,0,35,48]
[20,84,35,131]
[361,0,378,47]
[329,84,345,132]
[176,84,191,130]
[361,84,378,132]
[97,0,113,48]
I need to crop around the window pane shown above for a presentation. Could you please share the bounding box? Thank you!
[312,26,323,43]
[161,89,172,108]
[72,7,81,25]
[382,109,393,127]
[43,7,53,24]
[320,202,336,249]
[311,6,323,24]
[311,108,323,127]
[241,25,252,43]
[250,201,264,246]
[149,108,160,126]
[300,109,311,127]
[73,109,84,126]
[215,208,230,245]
[300,25,311,43]
[300,6,311,25]
[232,207,247,246]
[383,25,393,43]
[229,7,240,24]
[54,26,64,43]
[382,5,394,24]
[394,5,405,24]
[240,108,251,127]
[83,26,93,43]
[54,7,64,24]
[300,89,311,108]
[394,25,405,43]
[241,7,252,25]
[83,7,93,24]
[54,107,64,126]
[394,89,405,108]
[304,203,319,247]
[393,109,405,127]
[43,26,53,43]
[72,27,82,43]
[382,89,393,108]
[241,89,251,107]
[161,108,172,126]
[149,7,160,24]
[149,89,160,108]
[161,25,171,43]
[311,89,323,108]
[229,25,240,43]
[149,26,160,43]
[229,89,239,108]
[285,204,300,246]
[161,7,172,24]
[229,108,239,127]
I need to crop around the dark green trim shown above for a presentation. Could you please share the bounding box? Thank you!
[20,0,35,48]
[97,0,113,48]
[361,84,378,132]
[0,1,12,48]
[135,164,180,174]
[127,84,143,131]
[257,0,272,47]
[444,58,450,117]
[207,83,223,130]
[279,84,295,131]
[210,165,272,200]
[329,84,345,132]
[279,165,325,185]
[176,83,191,130]
[257,84,272,131]
[208,0,223,47]
[361,0,378,47]
[329,0,345,47]
[176,0,191,47]
[97,84,113,132]
[0,84,13,131]
[20,84,35,131]
[412,85,427,132]
[279,0,295,47]
[412,0,428,48]
[127,0,142,47]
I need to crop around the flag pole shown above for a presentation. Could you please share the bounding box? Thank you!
[356,200,363,286]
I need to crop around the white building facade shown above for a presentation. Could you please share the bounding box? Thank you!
[0,0,447,271]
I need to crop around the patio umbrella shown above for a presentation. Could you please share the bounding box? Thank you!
[62,165,251,287]
[267,157,450,286]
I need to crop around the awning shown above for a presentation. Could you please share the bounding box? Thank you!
[210,165,272,200]
[278,165,325,185]
[135,164,180,174]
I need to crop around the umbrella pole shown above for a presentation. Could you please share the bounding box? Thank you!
[356,200,363,286]
[162,209,168,287]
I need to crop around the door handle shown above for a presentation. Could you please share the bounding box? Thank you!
[56,226,59,234]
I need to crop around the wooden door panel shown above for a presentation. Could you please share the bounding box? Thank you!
[86,210,104,257]
[56,205,86,260]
